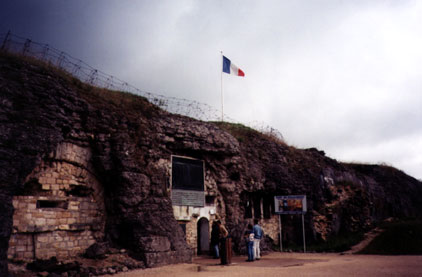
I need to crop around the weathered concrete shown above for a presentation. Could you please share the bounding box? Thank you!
[1,51,422,276]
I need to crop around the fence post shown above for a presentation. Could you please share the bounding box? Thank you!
[72,62,81,76]
[23,39,32,55]
[57,52,65,68]
[105,76,114,89]
[1,30,11,51]
[87,69,98,85]
[42,44,49,59]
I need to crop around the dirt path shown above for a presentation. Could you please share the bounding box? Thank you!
[109,252,422,277]
[344,227,384,254]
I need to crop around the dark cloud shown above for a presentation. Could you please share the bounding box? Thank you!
[1,0,421,179]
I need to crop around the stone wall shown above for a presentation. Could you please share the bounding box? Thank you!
[2,52,422,276]
[8,142,105,261]
[261,216,281,245]
[173,205,219,254]
[183,219,197,253]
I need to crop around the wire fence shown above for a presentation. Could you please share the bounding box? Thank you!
[0,31,284,141]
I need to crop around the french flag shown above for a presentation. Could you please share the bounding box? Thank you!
[222,55,245,77]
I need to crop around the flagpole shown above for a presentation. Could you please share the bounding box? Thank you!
[220,50,224,122]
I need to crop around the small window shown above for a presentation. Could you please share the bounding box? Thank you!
[244,199,253,219]
[36,200,68,209]
[263,195,272,219]
[253,195,261,219]
[172,156,204,191]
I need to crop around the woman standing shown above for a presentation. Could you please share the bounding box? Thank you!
[245,224,255,262]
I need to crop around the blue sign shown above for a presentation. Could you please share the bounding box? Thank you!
[274,195,307,214]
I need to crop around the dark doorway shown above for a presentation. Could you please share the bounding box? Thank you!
[197,217,209,255]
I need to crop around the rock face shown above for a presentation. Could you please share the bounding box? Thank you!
[1,52,422,275]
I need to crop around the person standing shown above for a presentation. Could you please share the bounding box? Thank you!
[216,220,229,264]
[211,221,220,259]
[253,219,263,260]
[244,224,255,262]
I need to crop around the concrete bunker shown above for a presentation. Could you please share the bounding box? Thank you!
[8,142,105,261]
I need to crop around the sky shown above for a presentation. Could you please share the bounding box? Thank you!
[1,0,421,180]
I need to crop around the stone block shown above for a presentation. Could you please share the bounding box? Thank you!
[143,250,191,268]
[68,202,79,210]
[37,236,48,243]
[24,214,32,220]
[33,212,43,217]
[138,236,171,253]
[35,218,46,225]
[59,224,69,230]
[42,184,50,190]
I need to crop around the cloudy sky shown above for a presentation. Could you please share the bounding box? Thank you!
[1,0,421,180]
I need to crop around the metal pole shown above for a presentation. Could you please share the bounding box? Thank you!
[279,214,283,252]
[302,214,306,253]
[220,51,224,122]
[23,39,31,55]
[1,30,11,50]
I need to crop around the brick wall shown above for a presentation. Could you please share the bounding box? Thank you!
[8,143,105,261]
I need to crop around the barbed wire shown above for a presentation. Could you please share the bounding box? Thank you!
[0,31,284,141]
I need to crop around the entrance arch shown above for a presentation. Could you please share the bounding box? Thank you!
[197,217,209,255]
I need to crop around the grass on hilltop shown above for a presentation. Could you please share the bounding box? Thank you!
[212,121,287,146]
[0,50,158,117]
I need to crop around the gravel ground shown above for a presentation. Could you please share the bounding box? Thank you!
[109,252,422,277]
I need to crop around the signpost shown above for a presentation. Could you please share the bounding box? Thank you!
[274,195,307,253]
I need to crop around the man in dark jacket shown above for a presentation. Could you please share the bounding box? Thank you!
[211,221,220,258]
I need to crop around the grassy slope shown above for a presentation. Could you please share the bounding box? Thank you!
[358,219,422,255]
[0,50,158,118]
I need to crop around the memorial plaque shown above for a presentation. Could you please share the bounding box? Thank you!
[171,189,205,207]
